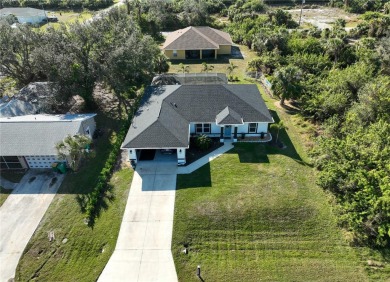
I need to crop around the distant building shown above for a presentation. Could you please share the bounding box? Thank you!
[0,7,47,24]
[162,26,233,60]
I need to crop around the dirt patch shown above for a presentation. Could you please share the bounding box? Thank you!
[287,8,360,30]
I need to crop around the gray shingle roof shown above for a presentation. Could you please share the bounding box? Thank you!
[216,106,243,125]
[122,84,273,149]
[162,26,233,50]
[0,114,96,156]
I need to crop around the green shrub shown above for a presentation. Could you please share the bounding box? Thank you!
[196,134,212,150]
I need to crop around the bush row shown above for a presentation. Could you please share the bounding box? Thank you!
[85,102,139,225]
[1,0,113,10]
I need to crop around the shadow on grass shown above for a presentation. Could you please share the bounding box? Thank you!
[169,54,242,66]
[177,162,211,189]
[268,110,312,167]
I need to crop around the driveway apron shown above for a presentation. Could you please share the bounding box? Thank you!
[99,155,178,282]
[0,170,64,282]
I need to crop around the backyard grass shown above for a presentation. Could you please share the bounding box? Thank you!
[15,114,134,281]
[168,45,257,81]
[39,10,93,31]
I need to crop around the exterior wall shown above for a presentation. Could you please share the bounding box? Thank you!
[190,122,270,136]
[189,122,220,137]
[164,50,186,60]
[80,118,96,138]
[177,147,186,165]
[217,45,232,55]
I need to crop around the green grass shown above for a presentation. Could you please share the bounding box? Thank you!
[0,186,13,207]
[168,45,258,82]
[173,144,368,281]
[39,10,93,31]
[15,115,134,281]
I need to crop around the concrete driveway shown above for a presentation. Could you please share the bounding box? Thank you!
[99,153,178,282]
[0,170,64,282]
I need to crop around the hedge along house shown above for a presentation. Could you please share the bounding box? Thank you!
[0,114,96,170]
[0,8,47,24]
[162,26,233,60]
[122,84,274,166]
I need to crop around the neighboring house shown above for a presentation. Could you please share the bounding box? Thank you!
[162,26,233,60]
[0,114,96,170]
[122,84,274,165]
[0,7,47,24]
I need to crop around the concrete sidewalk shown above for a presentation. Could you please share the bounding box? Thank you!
[0,170,64,282]
[177,142,234,174]
[99,158,178,282]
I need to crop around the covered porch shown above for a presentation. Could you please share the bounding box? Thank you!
[185,49,218,59]
[127,147,187,167]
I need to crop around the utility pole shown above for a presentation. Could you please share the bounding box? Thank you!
[298,0,305,26]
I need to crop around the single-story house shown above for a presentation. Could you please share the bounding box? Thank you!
[122,84,274,165]
[162,26,233,60]
[0,7,47,24]
[0,114,96,170]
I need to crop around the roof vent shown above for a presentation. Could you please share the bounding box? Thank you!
[173,103,177,107]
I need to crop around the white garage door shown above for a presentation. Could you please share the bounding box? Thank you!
[25,155,61,169]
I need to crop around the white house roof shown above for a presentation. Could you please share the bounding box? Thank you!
[0,114,96,156]
[0,7,46,18]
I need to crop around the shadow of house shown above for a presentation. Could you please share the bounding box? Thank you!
[177,162,211,189]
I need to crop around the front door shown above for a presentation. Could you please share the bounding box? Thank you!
[224,126,232,138]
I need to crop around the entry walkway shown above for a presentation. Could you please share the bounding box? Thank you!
[99,156,178,282]
[177,141,234,174]
[0,170,64,282]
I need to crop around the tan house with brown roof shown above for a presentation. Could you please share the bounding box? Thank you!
[162,26,233,60]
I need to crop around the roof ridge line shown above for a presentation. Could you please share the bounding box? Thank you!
[222,85,270,121]
[192,27,220,48]
[158,121,186,146]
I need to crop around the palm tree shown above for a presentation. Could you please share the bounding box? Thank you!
[202,62,214,73]
[179,63,190,73]
[325,37,344,65]
[56,134,92,170]
[271,65,302,106]
[226,62,238,76]
[270,121,287,145]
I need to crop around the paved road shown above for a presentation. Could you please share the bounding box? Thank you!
[0,170,64,282]
[99,153,178,282]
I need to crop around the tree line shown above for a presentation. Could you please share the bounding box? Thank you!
[0,7,168,112]
[1,0,113,10]
[227,7,389,247]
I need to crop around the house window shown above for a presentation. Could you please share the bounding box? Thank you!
[195,123,211,134]
[249,123,257,133]
[203,123,211,133]
[173,50,177,57]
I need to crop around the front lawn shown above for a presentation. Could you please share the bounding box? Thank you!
[15,115,134,281]
[172,142,368,281]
